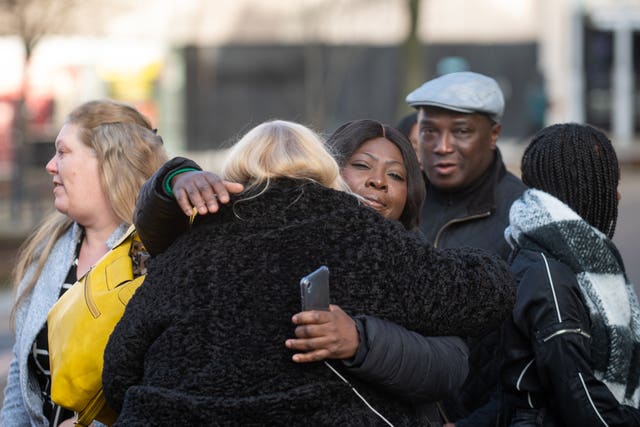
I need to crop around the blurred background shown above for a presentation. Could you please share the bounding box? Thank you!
[0,0,639,402]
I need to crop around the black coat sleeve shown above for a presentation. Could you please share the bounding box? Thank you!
[343,315,468,403]
[307,203,516,338]
[394,243,517,338]
[134,157,201,256]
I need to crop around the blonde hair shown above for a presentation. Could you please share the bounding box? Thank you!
[11,100,168,324]
[222,120,351,195]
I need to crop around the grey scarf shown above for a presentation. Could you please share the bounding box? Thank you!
[506,189,640,407]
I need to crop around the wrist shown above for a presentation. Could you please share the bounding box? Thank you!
[163,168,199,196]
[342,317,367,367]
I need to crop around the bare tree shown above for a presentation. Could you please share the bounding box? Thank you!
[398,0,424,118]
[297,0,374,129]
[299,0,425,128]
[0,0,77,57]
[0,0,81,219]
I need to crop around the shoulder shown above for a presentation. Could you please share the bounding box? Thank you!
[493,171,526,227]
[511,249,584,319]
[150,184,385,262]
[512,249,576,288]
[497,170,527,200]
[298,183,363,217]
[30,224,78,282]
[301,186,415,255]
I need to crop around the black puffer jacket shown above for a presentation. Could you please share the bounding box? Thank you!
[106,180,515,426]
[347,317,469,425]
[348,316,469,403]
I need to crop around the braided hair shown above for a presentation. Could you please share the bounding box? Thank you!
[521,123,619,239]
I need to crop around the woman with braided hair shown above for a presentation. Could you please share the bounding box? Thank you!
[501,123,640,426]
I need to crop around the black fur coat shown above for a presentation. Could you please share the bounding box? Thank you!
[103,180,514,426]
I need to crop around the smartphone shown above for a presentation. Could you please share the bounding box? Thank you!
[300,266,330,311]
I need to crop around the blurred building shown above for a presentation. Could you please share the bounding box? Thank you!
[0,0,638,164]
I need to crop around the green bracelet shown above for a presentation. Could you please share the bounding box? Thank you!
[163,167,199,196]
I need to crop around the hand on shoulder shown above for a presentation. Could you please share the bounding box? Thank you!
[172,170,244,216]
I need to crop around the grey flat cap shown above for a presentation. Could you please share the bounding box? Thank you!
[406,71,505,122]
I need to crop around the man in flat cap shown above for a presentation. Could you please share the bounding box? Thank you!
[406,72,526,427]
[407,71,526,261]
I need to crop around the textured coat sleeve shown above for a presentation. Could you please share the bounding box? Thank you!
[329,208,516,338]
[134,157,201,256]
[102,264,178,413]
[516,257,640,426]
[392,241,516,338]
[0,345,31,427]
[343,315,468,403]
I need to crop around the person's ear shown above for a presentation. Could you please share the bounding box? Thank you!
[489,122,501,150]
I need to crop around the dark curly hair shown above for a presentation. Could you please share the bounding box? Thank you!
[326,119,425,230]
[521,123,619,238]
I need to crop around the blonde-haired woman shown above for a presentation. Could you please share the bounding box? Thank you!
[102,120,514,426]
[223,120,351,194]
[1,99,167,427]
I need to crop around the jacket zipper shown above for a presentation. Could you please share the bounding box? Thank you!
[542,328,591,342]
[433,211,491,248]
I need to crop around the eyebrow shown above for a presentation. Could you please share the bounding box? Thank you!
[360,151,405,167]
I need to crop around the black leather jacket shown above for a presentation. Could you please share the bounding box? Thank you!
[134,157,473,426]
[501,248,640,426]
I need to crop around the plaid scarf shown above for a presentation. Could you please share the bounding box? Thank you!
[506,189,640,407]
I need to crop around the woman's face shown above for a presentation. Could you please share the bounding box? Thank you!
[45,123,115,226]
[341,137,408,221]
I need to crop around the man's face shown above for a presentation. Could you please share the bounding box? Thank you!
[418,107,501,190]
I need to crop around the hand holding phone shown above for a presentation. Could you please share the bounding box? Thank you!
[300,266,330,311]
